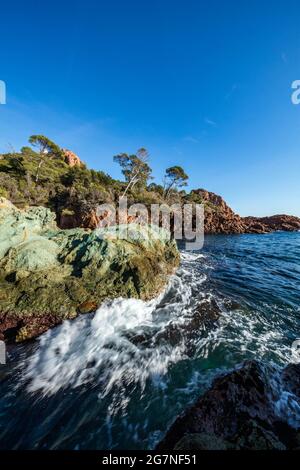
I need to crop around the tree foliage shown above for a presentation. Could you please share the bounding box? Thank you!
[164,165,189,198]
[29,135,62,156]
[28,135,62,182]
[0,135,197,226]
[113,148,152,196]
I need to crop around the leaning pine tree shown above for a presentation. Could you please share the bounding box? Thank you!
[28,135,62,183]
[113,148,152,198]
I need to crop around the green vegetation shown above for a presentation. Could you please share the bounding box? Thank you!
[164,165,189,199]
[28,135,63,183]
[0,142,117,213]
[113,148,152,197]
[0,134,211,225]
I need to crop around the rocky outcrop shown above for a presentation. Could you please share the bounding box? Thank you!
[58,189,300,235]
[157,360,300,450]
[194,189,247,234]
[244,215,300,233]
[62,149,83,167]
[193,189,300,234]
[0,199,179,342]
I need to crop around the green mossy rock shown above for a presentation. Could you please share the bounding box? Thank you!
[0,198,179,342]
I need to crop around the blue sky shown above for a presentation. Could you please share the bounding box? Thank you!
[1,0,300,216]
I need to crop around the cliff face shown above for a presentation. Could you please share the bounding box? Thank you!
[193,189,247,234]
[0,199,179,342]
[193,189,300,234]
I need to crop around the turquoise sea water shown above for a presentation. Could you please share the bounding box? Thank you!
[0,232,299,449]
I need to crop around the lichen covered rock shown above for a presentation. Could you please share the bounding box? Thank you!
[0,199,179,342]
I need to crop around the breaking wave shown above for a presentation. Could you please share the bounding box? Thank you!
[0,232,299,449]
[22,252,207,395]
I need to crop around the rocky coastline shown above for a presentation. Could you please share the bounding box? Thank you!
[1,187,299,344]
[0,198,179,342]
[194,189,300,234]
[1,147,300,236]
[1,144,300,451]
[57,187,300,235]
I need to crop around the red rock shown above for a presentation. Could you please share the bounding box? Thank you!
[192,189,300,234]
[62,149,83,167]
[57,187,300,235]
[244,214,300,232]
[157,361,300,450]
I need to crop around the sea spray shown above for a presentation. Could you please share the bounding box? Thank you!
[22,252,207,396]
[1,234,299,449]
[21,247,295,398]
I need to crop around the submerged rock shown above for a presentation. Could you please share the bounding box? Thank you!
[157,360,300,450]
[0,199,179,342]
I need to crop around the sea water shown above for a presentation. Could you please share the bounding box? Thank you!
[0,232,299,449]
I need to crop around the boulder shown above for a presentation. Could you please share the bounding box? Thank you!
[157,360,300,450]
[0,200,179,342]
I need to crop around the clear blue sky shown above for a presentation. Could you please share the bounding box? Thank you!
[1,0,300,216]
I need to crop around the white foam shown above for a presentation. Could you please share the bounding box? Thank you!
[180,251,206,262]
[20,247,296,408]
[22,254,207,396]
